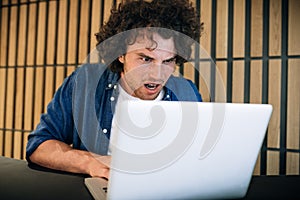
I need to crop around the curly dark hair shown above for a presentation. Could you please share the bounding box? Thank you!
[95,0,204,73]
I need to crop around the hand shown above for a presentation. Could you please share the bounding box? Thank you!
[29,140,112,179]
[88,154,111,179]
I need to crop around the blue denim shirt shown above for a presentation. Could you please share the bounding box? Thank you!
[26,64,202,160]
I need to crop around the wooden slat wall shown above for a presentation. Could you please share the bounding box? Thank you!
[0,0,299,176]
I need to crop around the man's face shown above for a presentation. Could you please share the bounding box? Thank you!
[119,33,176,100]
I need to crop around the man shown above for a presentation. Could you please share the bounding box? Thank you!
[26,0,203,179]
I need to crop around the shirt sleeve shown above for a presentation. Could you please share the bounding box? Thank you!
[165,76,203,102]
[186,79,202,102]
[26,71,77,162]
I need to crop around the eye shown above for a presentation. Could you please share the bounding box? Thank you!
[141,56,153,63]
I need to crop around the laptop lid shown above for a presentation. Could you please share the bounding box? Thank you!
[106,101,272,199]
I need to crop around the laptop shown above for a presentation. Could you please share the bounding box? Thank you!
[85,101,273,199]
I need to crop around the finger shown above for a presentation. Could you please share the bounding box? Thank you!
[96,168,110,180]
[103,168,110,179]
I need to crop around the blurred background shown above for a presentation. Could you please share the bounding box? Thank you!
[0,0,299,176]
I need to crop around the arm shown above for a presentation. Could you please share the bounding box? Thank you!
[186,79,202,102]
[27,68,111,178]
[29,139,110,179]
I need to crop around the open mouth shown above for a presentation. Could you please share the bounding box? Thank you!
[144,83,160,90]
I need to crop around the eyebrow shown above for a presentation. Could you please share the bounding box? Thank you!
[163,56,177,62]
[136,53,176,62]
[137,53,154,60]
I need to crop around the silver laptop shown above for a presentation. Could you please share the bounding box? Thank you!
[85,101,273,200]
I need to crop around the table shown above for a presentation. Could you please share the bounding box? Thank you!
[243,174,300,199]
[0,156,93,200]
[1,156,300,199]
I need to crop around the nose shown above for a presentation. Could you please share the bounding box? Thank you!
[148,63,162,80]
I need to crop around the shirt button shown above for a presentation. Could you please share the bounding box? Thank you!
[110,96,115,101]
[113,85,117,90]
[166,94,170,98]
[108,83,112,88]
[103,129,108,134]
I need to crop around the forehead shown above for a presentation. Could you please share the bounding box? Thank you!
[126,32,176,55]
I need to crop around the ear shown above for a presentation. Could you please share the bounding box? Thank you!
[118,55,125,63]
